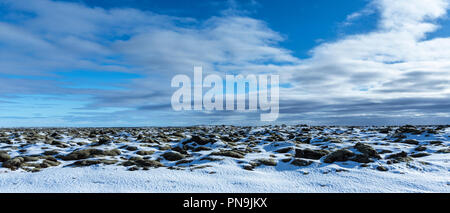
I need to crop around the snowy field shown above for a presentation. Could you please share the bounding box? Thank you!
[0,125,449,192]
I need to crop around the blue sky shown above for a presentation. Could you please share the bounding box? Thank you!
[0,0,450,127]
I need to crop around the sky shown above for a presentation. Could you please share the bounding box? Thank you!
[0,0,449,127]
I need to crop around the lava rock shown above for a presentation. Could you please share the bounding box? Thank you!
[437,148,450,153]
[175,159,193,165]
[242,165,254,171]
[43,150,60,155]
[291,159,313,167]
[275,147,293,153]
[350,154,373,163]
[414,146,427,152]
[136,150,155,156]
[376,166,388,171]
[386,151,408,159]
[58,149,120,160]
[161,151,185,161]
[385,151,413,163]
[122,159,164,168]
[172,146,188,155]
[295,148,329,160]
[402,139,419,145]
[281,158,291,163]
[354,143,381,159]
[396,125,422,134]
[97,137,112,145]
[0,151,11,162]
[410,153,431,158]
[128,166,140,171]
[186,135,215,145]
[256,158,277,166]
[68,159,118,167]
[3,157,24,170]
[323,149,355,163]
[40,159,61,168]
[125,146,138,151]
[210,150,245,158]
[193,146,212,152]
[23,156,39,162]
[378,149,393,154]
[429,141,443,145]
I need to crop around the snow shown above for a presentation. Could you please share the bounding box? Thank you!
[0,162,448,193]
[1,126,450,192]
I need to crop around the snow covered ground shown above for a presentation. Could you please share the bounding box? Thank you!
[0,125,449,192]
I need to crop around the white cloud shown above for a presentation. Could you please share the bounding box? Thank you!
[289,0,450,101]
[1,0,450,125]
[0,0,296,109]
[376,0,448,31]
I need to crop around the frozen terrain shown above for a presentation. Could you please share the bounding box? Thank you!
[0,125,449,192]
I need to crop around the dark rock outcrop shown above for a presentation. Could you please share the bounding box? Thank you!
[295,148,329,160]
[323,149,355,163]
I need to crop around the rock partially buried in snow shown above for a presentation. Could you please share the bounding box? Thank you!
[185,135,215,145]
[23,156,39,162]
[97,137,112,145]
[124,146,138,151]
[68,159,118,167]
[354,143,381,159]
[122,158,164,168]
[0,151,11,162]
[3,157,24,170]
[386,151,407,159]
[396,125,422,134]
[256,158,277,166]
[386,151,413,163]
[291,158,313,167]
[175,159,193,165]
[350,154,373,163]
[162,151,185,161]
[410,153,431,158]
[210,150,245,158]
[172,146,189,155]
[242,165,254,171]
[376,166,388,171]
[136,150,155,156]
[323,149,355,163]
[402,139,419,145]
[429,141,443,145]
[43,150,60,155]
[295,148,329,160]
[39,159,61,168]
[437,148,450,153]
[414,146,426,152]
[58,149,121,160]
[193,146,212,152]
[275,147,293,153]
